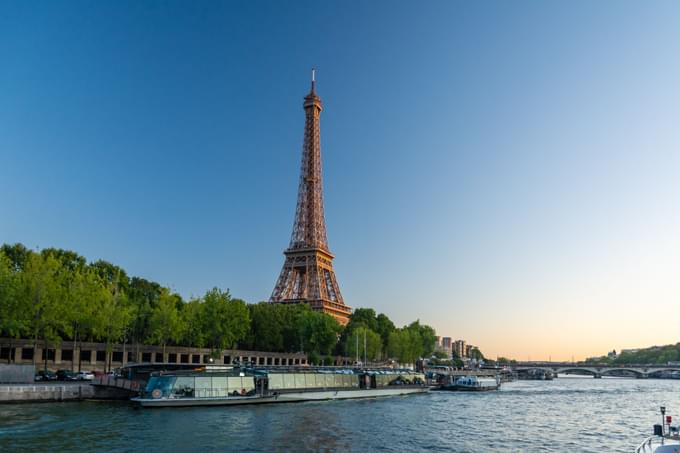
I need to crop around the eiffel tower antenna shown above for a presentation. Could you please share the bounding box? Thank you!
[270,72,352,325]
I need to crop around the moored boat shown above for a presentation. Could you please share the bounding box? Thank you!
[636,407,680,453]
[436,375,500,392]
[131,366,428,407]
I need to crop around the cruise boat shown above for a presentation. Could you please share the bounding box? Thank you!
[436,375,500,391]
[131,366,428,407]
[636,407,680,453]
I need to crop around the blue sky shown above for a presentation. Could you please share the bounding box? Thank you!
[2,1,680,359]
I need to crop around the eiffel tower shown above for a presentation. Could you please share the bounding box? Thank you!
[269,71,352,325]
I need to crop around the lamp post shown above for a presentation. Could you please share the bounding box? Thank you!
[661,406,667,436]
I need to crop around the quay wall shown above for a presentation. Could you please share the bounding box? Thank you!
[0,383,94,402]
[0,383,132,403]
[0,364,34,384]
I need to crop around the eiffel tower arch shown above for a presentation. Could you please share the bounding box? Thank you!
[270,71,352,325]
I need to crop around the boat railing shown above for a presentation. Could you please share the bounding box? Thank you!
[636,434,680,452]
[635,436,657,453]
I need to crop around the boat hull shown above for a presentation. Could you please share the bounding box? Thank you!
[132,386,428,407]
[435,385,499,392]
[275,386,427,402]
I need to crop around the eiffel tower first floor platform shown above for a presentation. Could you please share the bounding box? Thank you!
[269,248,352,326]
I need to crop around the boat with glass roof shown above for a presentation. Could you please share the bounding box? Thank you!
[131,365,428,407]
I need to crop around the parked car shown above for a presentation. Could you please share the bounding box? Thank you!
[35,370,57,381]
[76,371,95,381]
[56,369,78,381]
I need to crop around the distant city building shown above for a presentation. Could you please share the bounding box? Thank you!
[607,350,617,358]
[433,336,452,358]
[465,344,477,358]
[442,337,452,351]
[621,349,639,354]
[453,340,467,358]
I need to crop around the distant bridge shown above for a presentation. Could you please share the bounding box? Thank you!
[512,362,680,378]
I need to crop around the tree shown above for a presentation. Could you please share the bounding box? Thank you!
[245,303,285,352]
[127,277,162,357]
[41,248,86,272]
[345,326,382,362]
[299,310,341,357]
[147,288,182,356]
[375,313,395,351]
[347,308,378,331]
[92,272,132,372]
[1,243,30,272]
[387,328,422,365]
[468,347,485,361]
[19,253,66,370]
[202,288,250,354]
[406,320,437,358]
[0,251,23,362]
[180,298,206,349]
[65,268,101,371]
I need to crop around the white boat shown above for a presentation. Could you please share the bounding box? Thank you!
[131,367,429,407]
[636,407,680,452]
[436,375,500,391]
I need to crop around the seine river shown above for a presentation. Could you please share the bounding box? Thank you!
[1,377,679,452]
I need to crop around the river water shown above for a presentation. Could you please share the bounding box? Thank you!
[1,377,679,452]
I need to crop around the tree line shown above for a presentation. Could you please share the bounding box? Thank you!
[0,243,439,369]
[586,344,680,365]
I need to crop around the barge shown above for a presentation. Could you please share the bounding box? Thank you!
[131,366,428,407]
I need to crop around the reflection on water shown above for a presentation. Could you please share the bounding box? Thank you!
[1,378,679,452]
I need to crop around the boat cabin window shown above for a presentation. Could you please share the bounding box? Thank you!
[173,376,195,397]
[146,376,176,398]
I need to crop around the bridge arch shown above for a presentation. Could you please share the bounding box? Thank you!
[554,367,600,377]
[598,368,644,378]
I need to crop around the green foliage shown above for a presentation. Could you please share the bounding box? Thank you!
[0,243,441,365]
[588,344,680,365]
[0,251,23,339]
[340,308,397,360]
[345,326,382,362]
[468,347,485,361]
[496,357,516,365]
[407,320,436,357]
[375,313,395,350]
[246,302,286,352]
[127,277,163,347]
[298,309,341,356]
[180,299,207,348]
[346,308,378,331]
[1,243,30,272]
[147,288,183,351]
[201,288,250,352]
[433,350,449,360]
[386,321,438,365]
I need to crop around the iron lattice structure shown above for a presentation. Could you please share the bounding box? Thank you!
[270,73,352,325]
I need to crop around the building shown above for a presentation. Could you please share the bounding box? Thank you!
[0,338,316,372]
[442,337,452,351]
[465,344,476,358]
[453,340,467,358]
[434,336,453,358]
[269,71,352,325]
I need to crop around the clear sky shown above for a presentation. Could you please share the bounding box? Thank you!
[2,1,680,361]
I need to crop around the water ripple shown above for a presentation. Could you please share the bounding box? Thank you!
[1,378,679,452]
